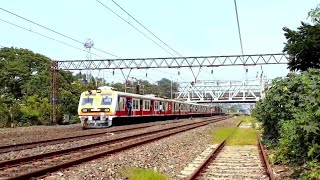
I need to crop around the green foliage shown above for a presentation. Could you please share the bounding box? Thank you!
[300,160,320,179]
[253,69,320,177]
[20,95,50,125]
[308,4,320,24]
[0,47,90,126]
[283,22,320,71]
[0,47,181,127]
[123,168,170,180]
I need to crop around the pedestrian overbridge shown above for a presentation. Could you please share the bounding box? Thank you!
[175,79,270,103]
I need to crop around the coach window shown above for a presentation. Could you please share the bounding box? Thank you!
[118,97,125,110]
[143,100,150,110]
[163,102,167,111]
[154,101,159,111]
[132,99,140,110]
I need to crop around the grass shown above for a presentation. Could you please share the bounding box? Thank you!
[236,115,257,124]
[210,123,258,145]
[227,128,258,145]
[123,168,170,180]
[209,127,237,144]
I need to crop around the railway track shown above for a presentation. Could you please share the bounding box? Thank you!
[0,119,185,154]
[184,122,275,180]
[0,116,230,180]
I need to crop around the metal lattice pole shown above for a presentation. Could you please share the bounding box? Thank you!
[51,61,58,123]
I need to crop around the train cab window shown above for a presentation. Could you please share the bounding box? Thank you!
[82,98,93,106]
[101,98,112,105]
[132,99,140,110]
[143,100,150,110]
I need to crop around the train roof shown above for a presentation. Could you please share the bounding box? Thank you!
[80,89,210,107]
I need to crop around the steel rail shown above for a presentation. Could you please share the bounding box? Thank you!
[1,116,230,180]
[186,121,241,180]
[0,119,184,153]
[258,134,275,180]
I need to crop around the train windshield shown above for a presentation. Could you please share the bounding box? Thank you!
[81,98,94,106]
[101,98,112,105]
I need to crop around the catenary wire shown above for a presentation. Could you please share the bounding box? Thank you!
[110,0,183,57]
[96,0,176,57]
[0,18,105,58]
[0,7,120,58]
[104,0,197,79]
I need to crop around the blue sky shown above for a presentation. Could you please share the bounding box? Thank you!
[0,0,319,84]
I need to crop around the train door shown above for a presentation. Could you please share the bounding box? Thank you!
[116,96,126,116]
[140,99,143,116]
[150,100,154,115]
[125,97,132,116]
[172,103,175,115]
[167,101,172,115]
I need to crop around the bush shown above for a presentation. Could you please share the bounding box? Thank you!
[253,69,320,176]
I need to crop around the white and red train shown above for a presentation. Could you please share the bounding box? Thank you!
[78,86,221,129]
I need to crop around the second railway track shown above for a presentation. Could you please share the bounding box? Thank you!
[0,116,230,180]
[184,121,275,180]
[0,119,185,153]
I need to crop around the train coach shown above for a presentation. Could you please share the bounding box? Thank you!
[78,86,221,129]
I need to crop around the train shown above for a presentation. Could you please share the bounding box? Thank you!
[78,86,222,129]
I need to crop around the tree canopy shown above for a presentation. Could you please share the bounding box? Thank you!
[283,22,320,71]
[0,47,180,127]
[283,4,320,72]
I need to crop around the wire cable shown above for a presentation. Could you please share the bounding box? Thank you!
[0,7,120,58]
[110,0,183,57]
[0,18,104,58]
[96,0,175,57]
[105,0,197,80]
[233,0,247,82]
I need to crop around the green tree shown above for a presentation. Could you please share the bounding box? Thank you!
[283,22,320,71]
[156,78,179,98]
[308,4,320,23]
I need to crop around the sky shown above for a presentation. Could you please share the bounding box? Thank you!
[0,0,319,85]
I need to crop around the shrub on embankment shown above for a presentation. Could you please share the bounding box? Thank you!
[253,69,320,178]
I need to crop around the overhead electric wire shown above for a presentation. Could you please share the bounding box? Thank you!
[0,7,120,58]
[0,18,104,58]
[96,0,175,57]
[233,0,248,82]
[233,0,244,56]
[110,0,183,57]
[106,0,198,80]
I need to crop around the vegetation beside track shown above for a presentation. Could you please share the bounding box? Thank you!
[227,128,257,145]
[210,116,257,145]
[123,168,169,180]
[253,69,320,179]
[210,127,236,144]
[251,4,320,178]
[0,48,179,127]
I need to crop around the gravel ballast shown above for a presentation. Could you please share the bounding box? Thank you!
[0,118,212,161]
[43,117,238,180]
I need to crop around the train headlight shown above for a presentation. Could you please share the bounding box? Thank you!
[105,108,110,112]
[82,109,88,112]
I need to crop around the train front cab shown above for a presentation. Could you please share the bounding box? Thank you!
[78,90,116,129]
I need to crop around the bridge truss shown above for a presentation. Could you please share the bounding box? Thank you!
[50,53,289,122]
[175,79,272,103]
